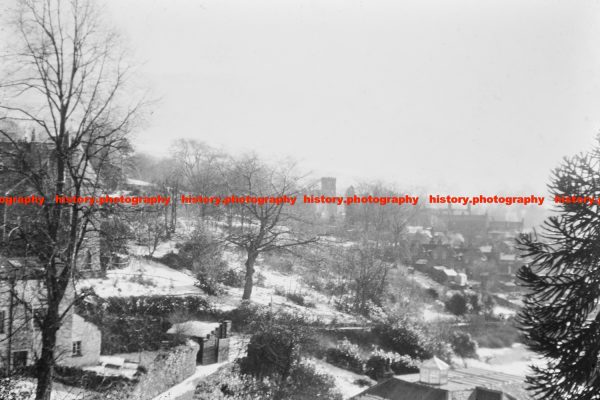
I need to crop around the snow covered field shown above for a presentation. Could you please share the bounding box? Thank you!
[454,343,544,376]
[80,257,202,297]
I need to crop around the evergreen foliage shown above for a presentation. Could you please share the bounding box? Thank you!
[517,141,600,399]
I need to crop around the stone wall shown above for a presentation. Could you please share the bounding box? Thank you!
[129,341,199,400]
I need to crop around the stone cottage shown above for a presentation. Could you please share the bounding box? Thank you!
[0,256,101,372]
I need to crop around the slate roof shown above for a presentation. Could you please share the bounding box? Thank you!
[351,377,447,400]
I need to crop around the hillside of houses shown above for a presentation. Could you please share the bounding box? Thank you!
[1,170,538,400]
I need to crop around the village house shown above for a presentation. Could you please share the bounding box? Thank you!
[431,266,468,287]
[0,256,101,372]
[0,129,104,279]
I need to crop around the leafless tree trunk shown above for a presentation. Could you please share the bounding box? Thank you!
[0,1,143,398]
[223,155,318,300]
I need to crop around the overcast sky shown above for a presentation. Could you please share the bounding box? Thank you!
[27,0,600,194]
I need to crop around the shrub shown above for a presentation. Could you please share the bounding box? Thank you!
[426,288,439,300]
[304,300,317,308]
[238,312,315,382]
[372,317,452,361]
[128,272,155,287]
[334,295,386,319]
[281,362,343,400]
[445,293,469,316]
[0,378,34,400]
[175,228,230,295]
[157,251,183,270]
[466,291,483,314]
[325,281,348,297]
[218,302,266,333]
[334,295,353,314]
[365,354,389,381]
[286,292,305,306]
[303,275,325,291]
[325,338,364,374]
[263,254,294,273]
[365,348,419,380]
[100,217,132,270]
[354,378,372,387]
[255,271,266,287]
[222,268,245,287]
[195,362,342,400]
[391,354,420,374]
[450,331,478,359]
[195,365,272,400]
[195,271,225,296]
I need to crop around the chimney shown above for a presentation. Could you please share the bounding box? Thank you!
[219,320,232,338]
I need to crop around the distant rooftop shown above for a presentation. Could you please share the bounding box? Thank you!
[0,256,45,280]
[126,177,153,187]
[480,245,493,253]
[500,254,517,262]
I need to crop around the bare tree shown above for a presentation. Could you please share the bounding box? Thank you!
[223,155,318,300]
[0,1,143,398]
[131,206,168,257]
[171,139,226,220]
[350,182,417,249]
[344,242,391,314]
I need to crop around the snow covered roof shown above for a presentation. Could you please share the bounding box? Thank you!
[167,321,220,338]
[407,226,432,238]
[500,254,517,262]
[126,177,153,187]
[407,225,424,234]
[432,266,457,277]
[479,246,493,253]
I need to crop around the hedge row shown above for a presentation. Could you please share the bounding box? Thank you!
[76,294,215,354]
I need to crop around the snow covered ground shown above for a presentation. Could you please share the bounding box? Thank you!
[80,257,202,297]
[453,343,544,376]
[422,304,457,322]
[311,359,375,399]
[213,250,361,324]
[129,240,179,258]
[493,305,517,318]
[79,248,360,327]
